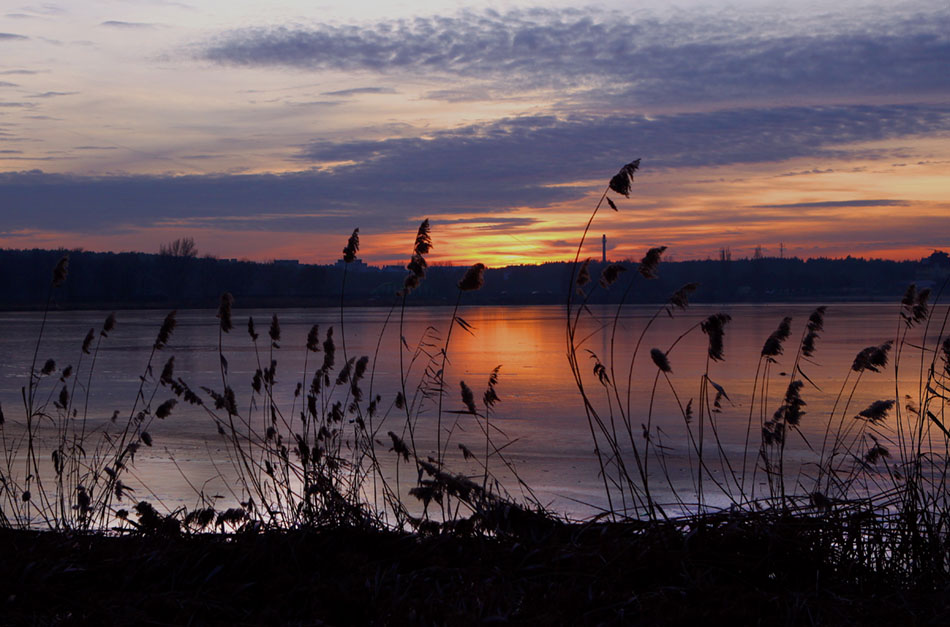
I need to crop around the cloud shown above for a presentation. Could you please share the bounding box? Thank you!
[775,168,837,178]
[280,99,341,108]
[422,88,495,103]
[751,200,910,209]
[438,217,540,230]
[0,32,29,40]
[200,6,950,108]
[19,5,66,16]
[299,105,950,174]
[29,91,78,98]
[100,20,156,29]
[0,81,19,87]
[1,104,947,239]
[320,87,397,97]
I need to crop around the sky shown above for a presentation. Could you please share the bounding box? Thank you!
[0,0,948,266]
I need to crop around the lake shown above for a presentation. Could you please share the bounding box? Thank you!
[1,302,943,519]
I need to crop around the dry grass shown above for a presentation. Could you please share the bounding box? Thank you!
[4,512,950,625]
[2,158,950,624]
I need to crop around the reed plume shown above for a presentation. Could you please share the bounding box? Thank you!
[322,327,336,371]
[668,282,699,314]
[761,317,792,358]
[774,380,806,426]
[599,263,626,288]
[650,348,672,373]
[81,328,95,354]
[388,431,410,462]
[864,438,890,464]
[154,311,177,350]
[900,284,931,326]
[101,312,116,337]
[402,220,432,294]
[856,399,895,425]
[343,228,360,263]
[52,255,68,287]
[460,381,476,414]
[608,159,641,197]
[412,219,432,255]
[295,326,315,355]
[576,259,591,288]
[458,263,486,291]
[483,366,501,408]
[155,399,177,419]
[638,246,666,279]
[160,356,175,385]
[217,292,234,333]
[801,306,827,357]
[701,313,731,362]
[807,306,827,333]
[852,341,892,373]
[269,314,281,347]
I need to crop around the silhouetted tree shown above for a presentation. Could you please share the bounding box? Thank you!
[160,237,198,258]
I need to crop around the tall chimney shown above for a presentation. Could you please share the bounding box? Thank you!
[602,234,607,263]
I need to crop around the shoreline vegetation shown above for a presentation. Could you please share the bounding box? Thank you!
[3,161,950,624]
[1,246,948,311]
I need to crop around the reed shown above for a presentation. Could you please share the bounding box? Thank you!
[3,159,950,622]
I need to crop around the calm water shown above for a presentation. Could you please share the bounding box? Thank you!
[0,303,942,517]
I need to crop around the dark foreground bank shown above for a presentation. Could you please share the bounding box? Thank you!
[4,513,949,626]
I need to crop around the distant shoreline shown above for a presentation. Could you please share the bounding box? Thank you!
[0,295,905,313]
[2,246,947,312]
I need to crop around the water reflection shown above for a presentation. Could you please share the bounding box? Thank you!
[0,303,940,517]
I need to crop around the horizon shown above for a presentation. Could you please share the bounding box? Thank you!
[3,241,947,269]
[0,0,948,265]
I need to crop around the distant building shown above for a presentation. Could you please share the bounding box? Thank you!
[335,258,368,271]
[273,259,300,266]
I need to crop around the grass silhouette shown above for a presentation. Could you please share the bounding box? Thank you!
[2,160,950,623]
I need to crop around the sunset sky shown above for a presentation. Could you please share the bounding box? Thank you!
[0,0,948,266]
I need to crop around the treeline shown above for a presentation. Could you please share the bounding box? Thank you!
[1,248,947,309]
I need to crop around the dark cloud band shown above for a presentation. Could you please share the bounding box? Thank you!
[1,104,947,237]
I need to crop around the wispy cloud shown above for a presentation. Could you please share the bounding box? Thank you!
[438,216,540,229]
[100,20,156,29]
[0,32,29,40]
[320,87,397,97]
[752,200,910,209]
[300,105,950,174]
[200,6,950,108]
[29,91,77,98]
[1,104,946,239]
